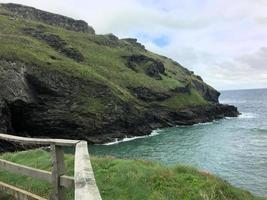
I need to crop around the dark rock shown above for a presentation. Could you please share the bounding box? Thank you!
[149,103,239,126]
[93,34,120,47]
[106,33,119,41]
[170,60,194,76]
[0,140,41,152]
[124,55,166,79]
[22,27,84,62]
[123,38,138,43]
[49,55,57,60]
[170,85,190,94]
[128,55,150,63]
[2,3,95,34]
[124,55,149,71]
[0,59,136,150]
[0,100,12,133]
[192,79,220,103]
[145,61,165,80]
[195,75,203,81]
[130,87,171,101]
[121,38,145,50]
[61,47,84,62]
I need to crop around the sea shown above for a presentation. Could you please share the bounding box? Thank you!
[88,88,267,197]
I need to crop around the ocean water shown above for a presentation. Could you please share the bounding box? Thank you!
[88,88,267,197]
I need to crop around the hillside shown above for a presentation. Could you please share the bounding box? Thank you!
[0,149,264,200]
[0,3,238,151]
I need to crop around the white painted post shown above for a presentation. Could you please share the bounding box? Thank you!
[51,145,66,200]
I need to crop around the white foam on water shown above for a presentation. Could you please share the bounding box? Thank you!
[225,117,235,120]
[102,129,161,145]
[103,138,120,146]
[175,121,216,128]
[238,113,258,119]
[102,113,254,146]
[192,121,216,127]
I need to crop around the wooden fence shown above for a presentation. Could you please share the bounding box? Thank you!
[0,133,102,200]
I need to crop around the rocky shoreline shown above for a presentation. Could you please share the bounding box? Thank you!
[90,103,239,144]
[0,103,239,152]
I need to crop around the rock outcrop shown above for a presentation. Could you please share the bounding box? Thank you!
[121,38,146,50]
[1,3,95,34]
[124,55,166,79]
[130,87,171,101]
[22,27,84,62]
[192,79,220,103]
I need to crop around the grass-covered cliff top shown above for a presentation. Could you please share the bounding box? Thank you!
[0,149,264,200]
[0,3,216,111]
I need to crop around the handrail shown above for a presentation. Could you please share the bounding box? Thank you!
[0,133,80,146]
[0,133,102,200]
[75,141,101,200]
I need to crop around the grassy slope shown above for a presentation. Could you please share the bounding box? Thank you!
[0,5,209,114]
[0,149,264,200]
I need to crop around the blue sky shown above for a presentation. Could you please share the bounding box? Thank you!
[1,0,267,90]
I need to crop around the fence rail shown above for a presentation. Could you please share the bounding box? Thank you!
[0,133,102,200]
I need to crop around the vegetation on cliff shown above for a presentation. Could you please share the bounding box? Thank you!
[0,3,238,147]
[0,149,264,200]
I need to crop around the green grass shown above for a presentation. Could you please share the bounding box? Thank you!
[0,193,14,200]
[161,89,208,110]
[0,149,265,200]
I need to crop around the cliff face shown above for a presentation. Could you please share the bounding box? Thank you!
[0,4,239,150]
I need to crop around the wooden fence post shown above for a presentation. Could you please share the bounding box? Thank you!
[0,133,102,200]
[51,145,66,200]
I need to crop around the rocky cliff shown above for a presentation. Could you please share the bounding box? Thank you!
[0,3,239,151]
[2,3,95,34]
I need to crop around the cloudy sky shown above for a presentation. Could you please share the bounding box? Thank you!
[1,0,267,90]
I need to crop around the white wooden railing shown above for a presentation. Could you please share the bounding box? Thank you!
[0,133,102,200]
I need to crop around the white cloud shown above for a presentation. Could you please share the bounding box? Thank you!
[0,0,267,90]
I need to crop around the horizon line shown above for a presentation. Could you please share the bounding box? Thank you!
[220,87,267,92]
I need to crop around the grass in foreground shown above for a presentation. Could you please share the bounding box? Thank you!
[0,149,265,200]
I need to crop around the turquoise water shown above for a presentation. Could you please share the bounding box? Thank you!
[89,88,267,197]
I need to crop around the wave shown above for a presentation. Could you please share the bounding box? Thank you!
[238,113,258,119]
[225,116,235,120]
[175,121,217,128]
[192,121,216,126]
[102,129,161,146]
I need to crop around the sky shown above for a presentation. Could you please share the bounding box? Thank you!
[1,0,267,90]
